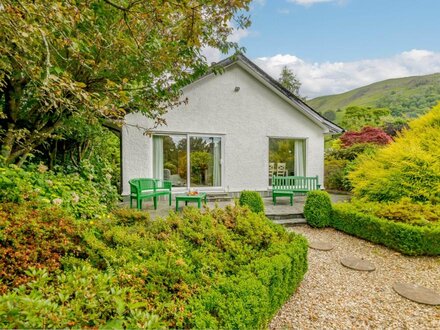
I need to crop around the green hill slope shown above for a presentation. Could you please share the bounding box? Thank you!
[308,73,440,119]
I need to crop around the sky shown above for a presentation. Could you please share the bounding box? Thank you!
[204,0,440,98]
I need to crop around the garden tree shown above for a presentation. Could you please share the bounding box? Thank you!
[323,110,336,121]
[349,104,440,204]
[278,66,303,99]
[0,0,251,165]
[339,126,392,148]
[381,118,409,137]
[340,106,391,131]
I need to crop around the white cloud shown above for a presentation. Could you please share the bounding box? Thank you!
[287,0,345,6]
[254,49,440,98]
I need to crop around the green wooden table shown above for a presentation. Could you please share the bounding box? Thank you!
[175,193,207,211]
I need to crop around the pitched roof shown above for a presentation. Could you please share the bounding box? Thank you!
[205,53,344,134]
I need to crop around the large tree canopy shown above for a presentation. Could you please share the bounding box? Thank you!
[0,0,251,165]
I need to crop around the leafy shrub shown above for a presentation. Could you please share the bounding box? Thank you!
[0,203,308,328]
[0,264,163,329]
[324,158,349,191]
[303,191,332,228]
[0,203,81,294]
[111,207,151,226]
[326,142,379,161]
[348,198,440,226]
[0,165,118,218]
[82,205,307,328]
[340,126,392,148]
[349,104,440,204]
[382,119,409,137]
[331,203,440,255]
[239,190,265,213]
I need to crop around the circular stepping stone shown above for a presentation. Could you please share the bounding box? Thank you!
[309,241,334,251]
[340,256,375,271]
[393,282,440,306]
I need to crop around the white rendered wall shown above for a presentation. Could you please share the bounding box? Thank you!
[122,64,325,195]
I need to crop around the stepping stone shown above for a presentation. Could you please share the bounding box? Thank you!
[393,282,440,306]
[309,240,334,251]
[340,256,375,271]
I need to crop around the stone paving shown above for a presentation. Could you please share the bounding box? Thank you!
[119,192,350,219]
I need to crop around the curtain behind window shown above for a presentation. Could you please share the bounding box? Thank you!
[153,136,164,180]
[294,140,306,176]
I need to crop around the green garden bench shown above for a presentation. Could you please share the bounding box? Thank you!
[129,178,172,210]
[272,175,321,205]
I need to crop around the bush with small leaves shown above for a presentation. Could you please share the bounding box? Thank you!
[304,190,332,228]
[331,203,440,255]
[0,204,308,328]
[239,190,265,213]
[0,264,164,329]
[0,202,81,294]
[0,165,118,219]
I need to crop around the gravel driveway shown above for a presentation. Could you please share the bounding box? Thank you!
[270,226,440,329]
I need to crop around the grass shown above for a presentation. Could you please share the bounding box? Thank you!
[308,72,440,120]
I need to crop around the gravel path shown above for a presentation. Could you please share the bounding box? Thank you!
[270,226,440,329]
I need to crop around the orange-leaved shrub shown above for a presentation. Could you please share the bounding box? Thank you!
[0,202,81,294]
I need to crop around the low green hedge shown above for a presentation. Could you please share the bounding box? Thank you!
[1,205,308,329]
[303,191,332,228]
[332,203,440,256]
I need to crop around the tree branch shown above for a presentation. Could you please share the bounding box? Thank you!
[38,28,51,84]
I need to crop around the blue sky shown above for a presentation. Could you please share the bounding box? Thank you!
[205,0,440,98]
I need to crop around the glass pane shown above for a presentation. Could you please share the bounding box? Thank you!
[189,136,221,187]
[269,138,296,184]
[154,135,187,187]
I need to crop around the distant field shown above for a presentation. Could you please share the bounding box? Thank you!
[308,73,440,121]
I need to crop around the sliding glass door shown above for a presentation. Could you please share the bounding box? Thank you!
[189,136,221,187]
[153,134,222,188]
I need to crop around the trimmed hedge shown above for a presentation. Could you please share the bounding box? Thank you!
[239,190,265,213]
[332,203,440,256]
[303,191,332,228]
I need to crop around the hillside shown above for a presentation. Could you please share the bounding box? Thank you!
[308,73,440,119]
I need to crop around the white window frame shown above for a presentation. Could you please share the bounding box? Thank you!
[153,132,225,192]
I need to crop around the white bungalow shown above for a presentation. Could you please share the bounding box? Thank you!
[121,54,342,196]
